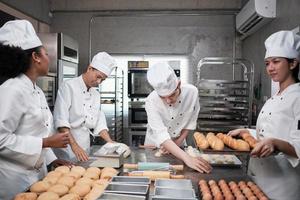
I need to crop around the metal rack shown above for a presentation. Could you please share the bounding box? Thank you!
[97,67,124,143]
[197,57,254,133]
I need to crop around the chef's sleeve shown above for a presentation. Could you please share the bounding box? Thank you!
[0,88,43,168]
[93,110,108,136]
[53,82,72,129]
[45,148,57,165]
[145,99,171,147]
[185,89,200,130]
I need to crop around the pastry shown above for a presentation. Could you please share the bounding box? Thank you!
[194,132,210,149]
[206,132,224,150]
[71,166,86,176]
[86,167,101,176]
[57,176,75,188]
[69,184,91,197]
[76,177,94,187]
[14,192,37,200]
[216,133,250,151]
[47,184,69,196]
[55,166,70,174]
[30,181,51,193]
[37,192,59,200]
[58,193,80,200]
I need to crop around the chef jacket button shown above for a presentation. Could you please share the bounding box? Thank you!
[83,91,86,93]
[280,97,283,100]
[85,116,87,118]
[169,127,171,129]
[171,117,174,120]
[46,107,48,110]
[180,113,183,116]
[271,97,274,100]
[261,111,264,113]
[46,124,48,126]
[173,132,176,135]
[179,101,181,103]
[83,121,86,124]
[83,104,85,106]
[177,123,179,125]
[262,129,264,132]
[91,117,93,120]
[269,112,271,115]
[169,104,172,107]
[90,105,92,108]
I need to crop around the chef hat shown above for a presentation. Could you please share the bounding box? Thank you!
[265,30,300,60]
[0,19,42,50]
[90,52,117,76]
[147,62,178,96]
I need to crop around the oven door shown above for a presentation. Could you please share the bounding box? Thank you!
[58,60,78,88]
[128,69,153,98]
[129,107,148,125]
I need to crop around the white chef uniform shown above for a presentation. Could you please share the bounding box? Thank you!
[145,84,200,147]
[53,75,108,161]
[0,74,57,200]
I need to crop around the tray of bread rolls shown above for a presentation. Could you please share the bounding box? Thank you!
[14,165,119,200]
[193,131,258,155]
[198,179,269,200]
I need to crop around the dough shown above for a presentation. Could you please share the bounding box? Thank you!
[43,176,59,185]
[100,167,118,180]
[47,184,69,196]
[69,184,91,197]
[86,167,101,175]
[47,171,63,178]
[14,192,38,200]
[58,193,80,200]
[57,176,75,188]
[30,181,51,193]
[83,186,104,200]
[83,171,99,180]
[71,166,86,176]
[92,179,109,188]
[37,192,59,200]
[55,166,70,174]
[76,177,94,187]
[65,171,81,180]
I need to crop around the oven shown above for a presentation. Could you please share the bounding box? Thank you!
[128,68,153,98]
[128,101,147,126]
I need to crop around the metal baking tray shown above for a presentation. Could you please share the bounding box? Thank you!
[111,176,150,185]
[104,183,149,195]
[154,179,193,189]
[152,196,197,200]
[154,187,195,199]
[97,192,146,200]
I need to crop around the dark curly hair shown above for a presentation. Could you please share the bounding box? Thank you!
[0,43,42,84]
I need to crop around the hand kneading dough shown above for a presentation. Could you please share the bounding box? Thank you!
[47,184,69,196]
[86,167,101,175]
[57,176,75,188]
[58,193,80,200]
[14,192,37,200]
[37,192,59,200]
[55,166,70,174]
[69,184,91,197]
[71,166,86,176]
[76,177,94,187]
[30,181,51,193]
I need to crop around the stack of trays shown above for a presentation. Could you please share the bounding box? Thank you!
[152,179,197,200]
[98,176,150,200]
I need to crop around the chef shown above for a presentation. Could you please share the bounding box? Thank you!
[145,62,212,173]
[53,52,129,161]
[0,20,70,200]
[229,30,300,199]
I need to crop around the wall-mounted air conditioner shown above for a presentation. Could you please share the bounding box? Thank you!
[236,0,276,39]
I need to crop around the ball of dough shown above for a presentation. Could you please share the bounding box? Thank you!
[76,177,94,187]
[86,167,101,175]
[83,171,99,180]
[30,181,51,193]
[69,184,91,197]
[71,166,86,176]
[55,166,70,174]
[57,176,75,188]
[92,179,109,188]
[65,172,82,180]
[37,192,59,200]
[58,193,80,200]
[43,176,59,185]
[47,171,63,178]
[14,192,37,200]
[47,184,69,196]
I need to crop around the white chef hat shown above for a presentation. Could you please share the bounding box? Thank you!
[265,30,300,61]
[0,19,42,50]
[147,62,178,96]
[90,52,117,76]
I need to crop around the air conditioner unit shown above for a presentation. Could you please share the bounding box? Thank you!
[236,0,276,39]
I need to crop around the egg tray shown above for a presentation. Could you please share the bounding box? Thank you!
[198,179,269,200]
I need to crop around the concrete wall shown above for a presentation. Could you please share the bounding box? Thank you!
[241,0,300,112]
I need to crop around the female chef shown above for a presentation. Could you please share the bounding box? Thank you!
[0,20,70,200]
[229,30,300,200]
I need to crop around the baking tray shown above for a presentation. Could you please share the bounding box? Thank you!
[154,187,195,199]
[98,192,146,200]
[104,183,149,195]
[154,179,193,189]
[111,176,150,185]
[152,196,197,200]
[200,154,242,167]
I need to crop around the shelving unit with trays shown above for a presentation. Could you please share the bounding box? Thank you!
[196,57,254,172]
[93,67,124,144]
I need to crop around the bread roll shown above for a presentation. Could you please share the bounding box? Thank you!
[65,172,81,180]
[83,186,104,200]
[92,179,109,188]
[37,192,59,200]
[100,167,118,179]
[216,133,250,151]
[55,166,70,174]
[83,171,99,180]
[57,176,75,188]
[47,171,63,178]
[58,193,80,200]
[86,167,101,176]
[76,177,94,187]
[69,184,91,197]
[194,132,209,149]
[240,132,257,148]
[43,176,59,185]
[14,192,37,200]
[30,181,51,193]
[47,184,69,196]
[71,166,86,176]
[206,132,224,150]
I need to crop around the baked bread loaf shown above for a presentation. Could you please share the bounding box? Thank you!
[100,167,118,180]
[83,186,105,200]
[216,133,250,151]
[14,192,37,200]
[30,181,51,193]
[193,132,209,149]
[206,132,224,150]
[37,192,59,200]
[47,184,69,196]
[55,166,70,174]
[69,184,91,197]
[71,166,86,176]
[240,132,257,148]
[58,193,80,200]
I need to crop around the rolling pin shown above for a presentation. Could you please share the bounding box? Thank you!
[124,162,184,171]
[128,171,185,181]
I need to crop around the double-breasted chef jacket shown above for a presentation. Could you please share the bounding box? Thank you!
[53,75,108,161]
[145,84,200,147]
[0,74,56,200]
[248,82,300,200]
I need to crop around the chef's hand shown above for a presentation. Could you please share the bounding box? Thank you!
[50,159,74,168]
[71,143,89,162]
[184,155,212,173]
[251,138,275,158]
[160,146,170,155]
[227,128,249,137]
[43,132,70,148]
